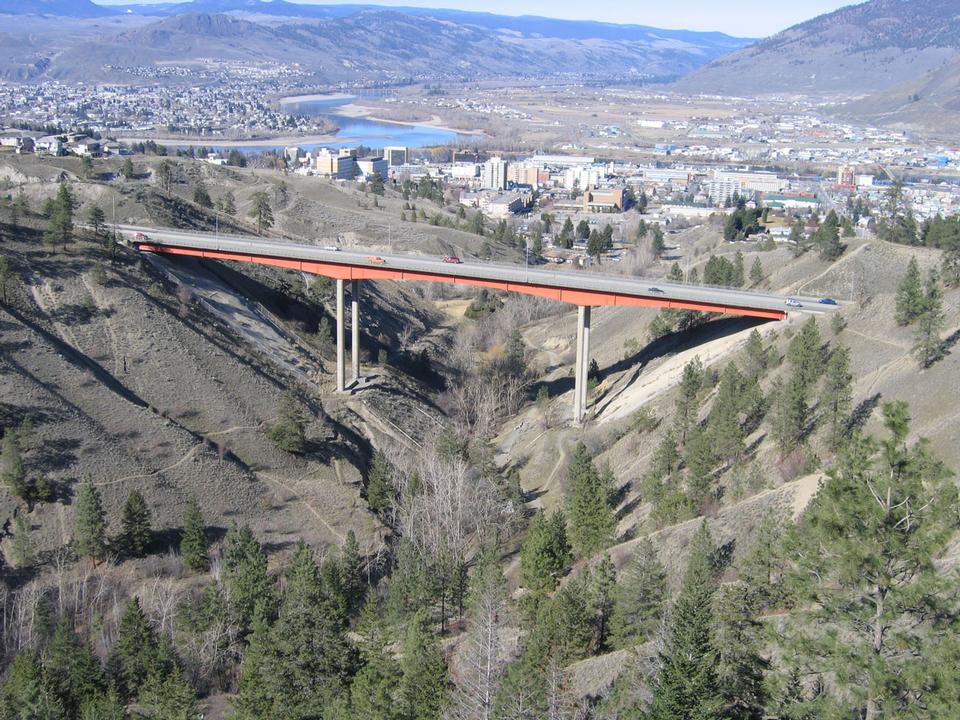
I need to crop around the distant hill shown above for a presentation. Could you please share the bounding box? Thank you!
[0,0,115,16]
[832,54,960,135]
[675,0,960,95]
[6,8,754,84]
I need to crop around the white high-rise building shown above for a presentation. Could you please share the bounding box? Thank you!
[481,157,508,190]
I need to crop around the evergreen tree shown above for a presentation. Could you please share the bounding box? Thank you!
[519,510,571,593]
[43,183,75,251]
[714,582,769,719]
[138,667,197,720]
[0,256,14,304]
[11,509,33,568]
[268,392,307,453]
[732,250,746,287]
[816,210,842,260]
[46,618,106,717]
[576,219,590,240]
[707,362,746,465]
[820,344,853,449]
[179,495,209,572]
[399,610,447,720]
[0,651,64,720]
[913,270,945,368]
[586,555,617,653]
[673,357,704,445]
[894,256,924,325]
[651,225,666,259]
[743,329,768,381]
[788,317,823,393]
[645,522,722,720]
[79,688,126,720]
[87,205,106,236]
[788,402,958,720]
[223,522,275,633]
[610,537,666,648]
[155,160,173,193]
[120,157,135,179]
[566,443,616,557]
[2,429,27,501]
[388,538,438,621]
[249,191,274,235]
[119,489,152,558]
[193,183,213,209]
[221,190,237,216]
[748,256,764,286]
[112,597,159,699]
[789,220,805,257]
[365,451,394,515]
[72,478,107,562]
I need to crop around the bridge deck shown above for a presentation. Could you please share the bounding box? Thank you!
[127,225,840,321]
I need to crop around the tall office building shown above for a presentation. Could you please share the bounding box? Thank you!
[481,156,508,190]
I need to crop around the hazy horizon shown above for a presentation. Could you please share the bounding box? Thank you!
[95,0,854,37]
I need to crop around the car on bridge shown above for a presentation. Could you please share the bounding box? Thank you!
[785,298,802,308]
[442,256,462,264]
[818,297,838,305]
[647,287,664,294]
[133,232,149,241]
[323,245,340,251]
[367,256,387,264]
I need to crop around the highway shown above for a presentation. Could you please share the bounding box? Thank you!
[120,224,842,319]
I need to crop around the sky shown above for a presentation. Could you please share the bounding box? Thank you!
[97,0,857,37]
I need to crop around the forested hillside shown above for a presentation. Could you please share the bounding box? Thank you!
[1,152,960,719]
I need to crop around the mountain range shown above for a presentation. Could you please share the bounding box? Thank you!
[676,0,960,95]
[0,2,754,84]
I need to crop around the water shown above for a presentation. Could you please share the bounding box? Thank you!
[180,97,477,155]
[287,96,474,150]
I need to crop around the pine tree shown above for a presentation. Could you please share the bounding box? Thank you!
[179,495,209,572]
[399,610,447,720]
[72,478,107,562]
[585,555,617,653]
[46,618,105,717]
[2,429,27,501]
[743,329,768,381]
[707,362,746,465]
[223,522,275,633]
[645,522,722,720]
[121,157,135,179]
[249,191,274,235]
[566,443,616,557]
[350,593,402,719]
[120,489,152,558]
[789,220,805,257]
[519,510,571,593]
[0,256,14,304]
[365,451,394,515]
[139,666,197,720]
[788,317,823,392]
[788,402,958,719]
[820,344,853,449]
[673,357,704,445]
[894,256,924,325]
[748,256,764,286]
[112,597,159,699]
[11,509,33,568]
[43,183,75,251]
[610,537,667,649]
[0,650,65,720]
[268,392,307,453]
[732,250,746,287]
[221,190,237,215]
[714,582,769,719]
[86,205,106,236]
[79,688,126,720]
[912,270,945,368]
[193,183,213,209]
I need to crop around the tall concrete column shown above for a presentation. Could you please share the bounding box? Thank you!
[351,279,361,385]
[574,305,586,423]
[336,278,345,393]
[579,306,591,419]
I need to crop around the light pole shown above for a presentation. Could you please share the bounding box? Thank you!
[215,209,219,240]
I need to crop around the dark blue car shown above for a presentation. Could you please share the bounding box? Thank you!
[818,298,838,305]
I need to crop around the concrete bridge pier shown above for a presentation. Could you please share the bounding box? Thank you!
[335,279,362,392]
[336,278,346,392]
[351,279,361,385]
[573,305,592,423]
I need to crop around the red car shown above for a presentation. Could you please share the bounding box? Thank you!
[442,256,462,264]
[367,256,387,264]
[134,232,148,241]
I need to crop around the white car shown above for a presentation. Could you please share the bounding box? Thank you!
[785,298,802,308]
[322,245,340,251]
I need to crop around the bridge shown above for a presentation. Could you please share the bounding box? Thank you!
[125,225,838,422]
